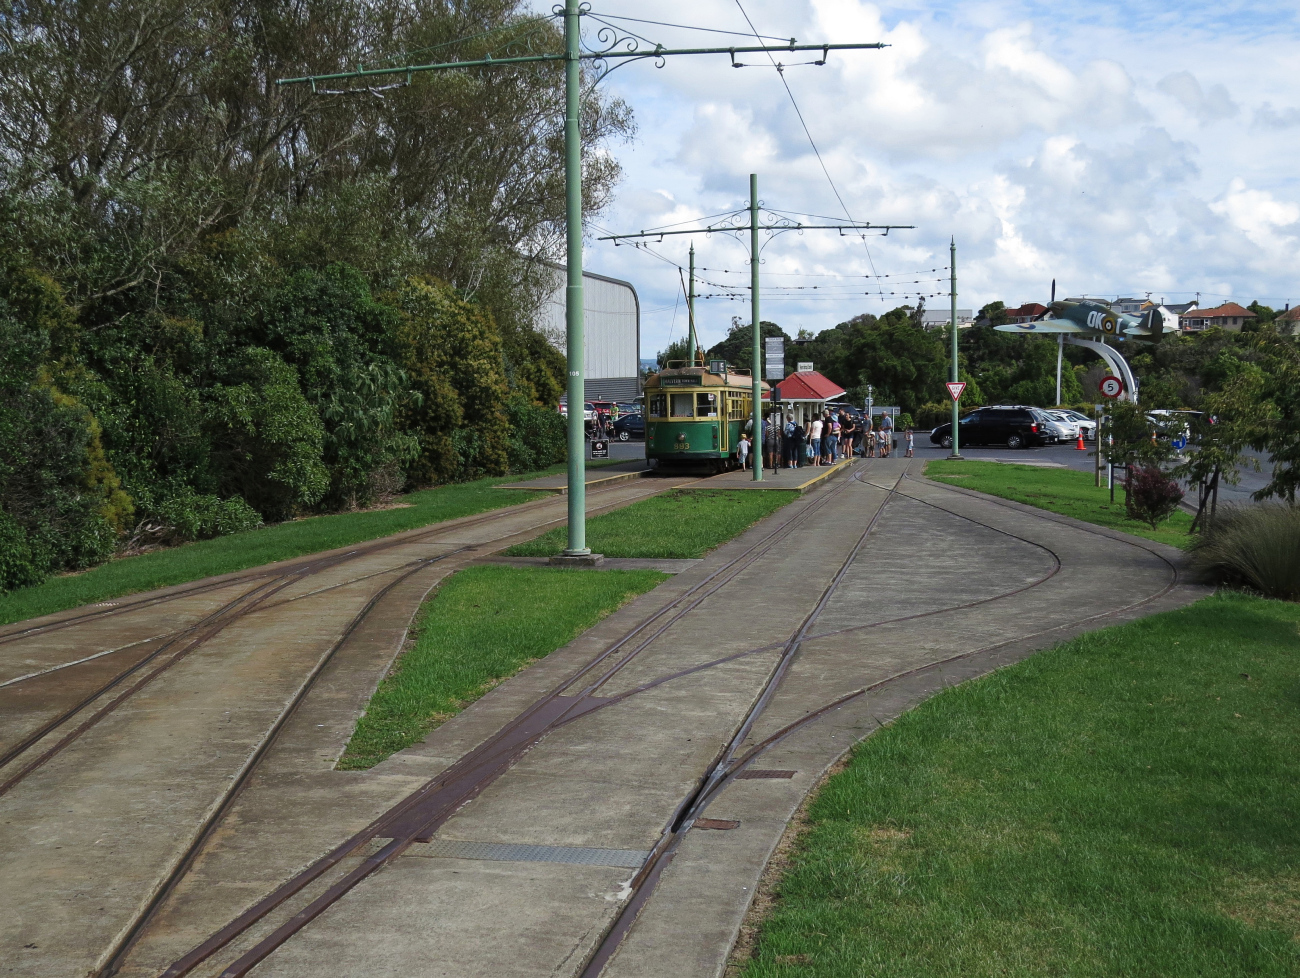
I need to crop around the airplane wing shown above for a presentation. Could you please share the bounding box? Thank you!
[993,320,1091,334]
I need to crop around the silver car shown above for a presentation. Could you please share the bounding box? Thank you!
[1052,409,1097,441]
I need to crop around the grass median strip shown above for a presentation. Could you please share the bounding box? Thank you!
[504,489,798,559]
[926,459,1194,549]
[336,566,667,770]
[0,469,572,627]
[737,592,1300,977]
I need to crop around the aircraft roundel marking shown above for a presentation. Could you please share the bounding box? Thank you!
[1102,315,1117,334]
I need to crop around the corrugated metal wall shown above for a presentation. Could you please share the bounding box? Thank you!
[538,265,639,394]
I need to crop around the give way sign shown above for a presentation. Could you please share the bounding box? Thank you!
[945,381,966,402]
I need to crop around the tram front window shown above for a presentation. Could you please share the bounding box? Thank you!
[648,394,667,418]
[696,392,718,418]
[670,393,694,418]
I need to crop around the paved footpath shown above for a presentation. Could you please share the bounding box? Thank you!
[0,459,1208,978]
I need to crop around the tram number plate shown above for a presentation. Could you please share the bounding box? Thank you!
[674,442,690,451]
[591,440,609,459]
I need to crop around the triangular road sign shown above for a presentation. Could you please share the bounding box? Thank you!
[945,381,966,402]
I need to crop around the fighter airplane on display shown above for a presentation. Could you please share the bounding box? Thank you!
[993,283,1170,342]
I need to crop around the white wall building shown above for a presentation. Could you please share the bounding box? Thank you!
[538,263,641,402]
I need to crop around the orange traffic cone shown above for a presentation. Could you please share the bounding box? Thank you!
[1076,430,1086,451]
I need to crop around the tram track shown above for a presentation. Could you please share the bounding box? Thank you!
[577,463,1186,976]
[56,458,1186,978]
[0,474,692,787]
[152,461,864,978]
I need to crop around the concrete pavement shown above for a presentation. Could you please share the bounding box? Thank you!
[0,457,1209,978]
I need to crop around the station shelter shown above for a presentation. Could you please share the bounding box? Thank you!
[762,369,847,428]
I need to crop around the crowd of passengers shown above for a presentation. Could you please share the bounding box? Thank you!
[737,409,914,471]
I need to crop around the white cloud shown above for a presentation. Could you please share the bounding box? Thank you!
[534,0,1300,354]
[1157,71,1238,123]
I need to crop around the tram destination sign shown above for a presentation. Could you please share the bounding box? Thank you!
[660,375,703,386]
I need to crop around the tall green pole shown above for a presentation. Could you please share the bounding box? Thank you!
[948,238,962,460]
[750,173,763,482]
[562,0,588,553]
[687,243,697,367]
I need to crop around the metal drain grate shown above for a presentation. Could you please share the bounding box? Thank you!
[736,769,797,780]
[400,839,650,868]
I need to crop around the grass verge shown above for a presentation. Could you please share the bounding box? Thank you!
[336,565,666,770]
[504,489,798,559]
[926,459,1194,549]
[738,591,1300,977]
[0,468,571,627]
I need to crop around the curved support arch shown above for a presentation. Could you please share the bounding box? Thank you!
[1064,337,1139,404]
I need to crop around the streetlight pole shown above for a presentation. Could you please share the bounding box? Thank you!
[749,174,763,482]
[948,238,963,460]
[562,0,588,554]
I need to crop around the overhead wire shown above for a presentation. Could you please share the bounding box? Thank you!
[731,0,891,302]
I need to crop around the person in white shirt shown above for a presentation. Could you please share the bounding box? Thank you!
[808,415,823,467]
[737,433,751,470]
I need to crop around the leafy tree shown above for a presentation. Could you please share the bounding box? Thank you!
[206,349,329,521]
[1210,334,1300,502]
[704,320,788,371]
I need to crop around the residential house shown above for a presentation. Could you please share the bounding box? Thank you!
[1179,302,1257,332]
[1277,305,1300,336]
[921,309,973,329]
[1002,303,1047,323]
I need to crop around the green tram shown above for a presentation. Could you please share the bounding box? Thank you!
[643,361,769,472]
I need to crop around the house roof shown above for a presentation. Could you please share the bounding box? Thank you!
[762,370,846,402]
[1185,302,1255,319]
[1004,302,1047,319]
[1277,306,1300,322]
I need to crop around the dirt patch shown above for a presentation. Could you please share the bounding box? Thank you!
[1219,870,1300,941]
[723,750,856,977]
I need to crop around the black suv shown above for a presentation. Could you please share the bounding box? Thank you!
[930,406,1053,449]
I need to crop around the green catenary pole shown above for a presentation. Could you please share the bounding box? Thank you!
[750,173,763,482]
[687,243,696,367]
[563,0,588,554]
[949,238,962,459]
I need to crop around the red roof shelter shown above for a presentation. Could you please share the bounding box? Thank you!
[763,370,846,426]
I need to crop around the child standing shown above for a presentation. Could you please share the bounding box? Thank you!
[905,428,914,457]
[738,432,751,470]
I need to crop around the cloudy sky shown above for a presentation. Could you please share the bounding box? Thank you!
[533,0,1299,360]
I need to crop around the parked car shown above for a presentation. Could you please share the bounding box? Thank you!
[1041,411,1080,443]
[1146,409,1202,442]
[611,413,645,441]
[558,401,596,422]
[930,406,1054,449]
[1052,409,1097,440]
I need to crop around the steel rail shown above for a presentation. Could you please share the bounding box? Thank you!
[577,464,909,976]
[0,474,688,794]
[97,552,463,977]
[0,470,664,649]
[158,465,861,978]
[579,464,1187,975]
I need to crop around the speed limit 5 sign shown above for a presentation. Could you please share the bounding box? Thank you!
[1098,375,1125,399]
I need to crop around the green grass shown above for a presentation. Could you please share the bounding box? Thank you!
[504,489,798,559]
[336,565,666,770]
[926,460,1194,549]
[0,468,573,627]
[740,592,1300,977]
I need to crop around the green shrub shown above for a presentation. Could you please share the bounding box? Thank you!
[206,348,329,521]
[506,396,566,473]
[147,492,262,543]
[1124,464,1184,528]
[1191,504,1300,600]
[914,402,952,429]
[0,510,41,593]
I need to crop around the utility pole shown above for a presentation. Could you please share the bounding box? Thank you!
[562,0,587,553]
[948,238,963,459]
[1055,333,1063,407]
[687,243,697,367]
[600,184,913,483]
[749,174,763,481]
[278,17,887,557]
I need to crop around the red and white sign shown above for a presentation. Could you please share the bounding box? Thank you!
[945,381,966,402]
[1098,375,1125,399]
